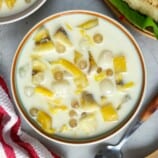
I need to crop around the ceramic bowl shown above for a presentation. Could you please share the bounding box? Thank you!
[0,0,47,25]
[11,10,146,145]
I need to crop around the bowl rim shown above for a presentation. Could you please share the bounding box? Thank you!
[0,0,47,25]
[11,10,147,145]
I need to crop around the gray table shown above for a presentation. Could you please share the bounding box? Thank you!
[1,0,158,158]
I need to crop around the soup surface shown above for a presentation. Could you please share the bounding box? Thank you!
[15,13,144,139]
[0,0,37,17]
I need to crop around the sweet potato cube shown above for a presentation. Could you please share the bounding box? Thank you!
[113,56,127,73]
[100,103,118,121]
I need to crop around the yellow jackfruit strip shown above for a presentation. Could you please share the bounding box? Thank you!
[32,60,46,72]
[78,18,99,30]
[34,27,50,43]
[115,73,123,84]
[35,86,54,97]
[118,82,134,91]
[88,51,97,72]
[65,23,73,31]
[100,103,118,121]
[52,59,88,89]
[5,0,16,9]
[94,71,107,82]
[80,29,94,45]
[49,105,68,114]
[0,0,2,8]
[37,111,55,134]
[53,28,72,46]
[34,41,54,53]
[74,50,83,64]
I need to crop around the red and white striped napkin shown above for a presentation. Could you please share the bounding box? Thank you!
[0,76,61,158]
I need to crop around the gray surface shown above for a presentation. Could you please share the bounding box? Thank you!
[0,0,158,158]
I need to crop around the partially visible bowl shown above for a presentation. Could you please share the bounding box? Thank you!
[104,0,157,40]
[0,0,47,25]
[11,10,146,145]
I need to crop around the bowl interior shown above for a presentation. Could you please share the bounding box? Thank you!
[11,10,146,145]
[0,0,46,25]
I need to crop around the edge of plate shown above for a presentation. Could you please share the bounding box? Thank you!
[104,0,156,40]
[0,0,47,25]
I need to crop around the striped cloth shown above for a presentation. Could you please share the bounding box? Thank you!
[0,76,60,158]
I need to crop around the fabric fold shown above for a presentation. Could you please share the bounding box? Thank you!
[0,76,60,158]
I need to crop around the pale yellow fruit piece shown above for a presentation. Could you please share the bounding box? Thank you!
[115,73,123,85]
[78,113,97,134]
[5,0,16,9]
[53,27,72,46]
[59,124,69,133]
[32,60,46,73]
[80,92,99,112]
[34,41,54,53]
[49,98,63,105]
[94,71,107,82]
[49,105,68,114]
[100,103,118,121]
[65,23,73,31]
[88,51,97,72]
[0,0,2,9]
[34,27,50,44]
[37,111,55,134]
[35,86,54,97]
[52,59,88,90]
[80,29,93,45]
[117,82,135,91]
[78,18,99,30]
[113,56,127,73]
[74,50,83,64]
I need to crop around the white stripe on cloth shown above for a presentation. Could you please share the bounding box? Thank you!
[0,143,7,158]
[0,86,56,158]
[2,118,29,158]
[0,87,29,158]
[20,132,54,158]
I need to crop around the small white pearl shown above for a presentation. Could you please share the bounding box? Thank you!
[100,79,114,95]
[19,64,29,78]
[79,38,90,51]
[98,50,113,68]
[24,86,34,97]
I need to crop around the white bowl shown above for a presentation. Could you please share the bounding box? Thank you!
[11,10,146,145]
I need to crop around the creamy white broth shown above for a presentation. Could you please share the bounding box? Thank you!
[0,0,37,17]
[15,13,143,138]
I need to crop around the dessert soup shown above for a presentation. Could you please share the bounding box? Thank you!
[14,13,144,139]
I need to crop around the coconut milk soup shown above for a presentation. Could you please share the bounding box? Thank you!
[15,13,143,139]
[0,0,37,17]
